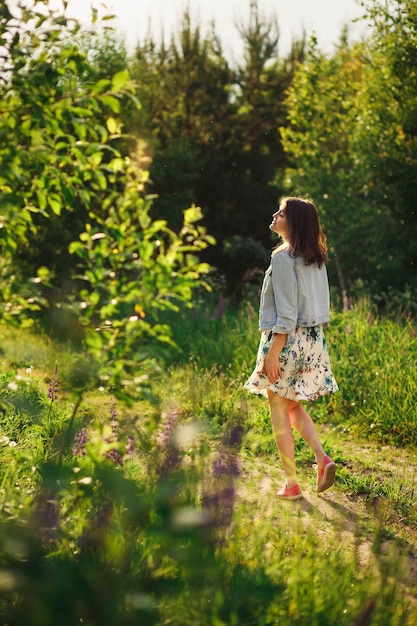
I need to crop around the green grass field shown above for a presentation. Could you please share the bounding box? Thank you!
[0,296,416,625]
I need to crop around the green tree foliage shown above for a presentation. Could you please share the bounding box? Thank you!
[220,2,306,292]
[3,0,415,313]
[129,3,305,293]
[233,2,301,239]
[130,11,237,232]
[280,0,417,303]
[0,3,137,308]
[0,2,131,303]
[0,1,214,400]
[280,37,369,305]
[68,200,214,402]
[350,0,417,291]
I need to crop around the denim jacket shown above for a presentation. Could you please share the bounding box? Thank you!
[258,247,330,335]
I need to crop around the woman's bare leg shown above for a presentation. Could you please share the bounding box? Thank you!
[267,390,297,486]
[288,400,326,464]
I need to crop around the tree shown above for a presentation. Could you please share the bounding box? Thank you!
[279,36,371,305]
[230,0,305,242]
[129,3,305,293]
[350,0,417,293]
[0,0,214,401]
[280,1,417,304]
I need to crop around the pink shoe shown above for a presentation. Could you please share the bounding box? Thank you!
[317,455,336,493]
[277,483,303,500]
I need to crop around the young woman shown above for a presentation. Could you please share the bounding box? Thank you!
[244,197,339,500]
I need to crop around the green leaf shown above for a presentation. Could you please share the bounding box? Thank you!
[84,328,103,351]
[36,191,47,210]
[107,157,125,172]
[91,78,111,95]
[106,117,120,134]
[94,171,107,190]
[69,241,84,254]
[89,152,103,167]
[111,69,130,92]
[100,95,121,113]
[184,205,203,225]
[47,197,62,216]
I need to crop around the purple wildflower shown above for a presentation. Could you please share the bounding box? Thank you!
[212,294,225,319]
[219,486,235,525]
[202,481,236,531]
[109,396,118,432]
[212,454,241,477]
[212,455,229,476]
[48,362,59,402]
[105,447,124,466]
[162,408,179,447]
[224,423,244,448]
[72,428,88,456]
[125,434,134,456]
[102,397,133,466]
[159,408,181,477]
[202,449,241,538]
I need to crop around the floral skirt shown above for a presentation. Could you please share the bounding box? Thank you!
[243,326,339,401]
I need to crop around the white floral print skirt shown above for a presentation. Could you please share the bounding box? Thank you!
[243,326,338,401]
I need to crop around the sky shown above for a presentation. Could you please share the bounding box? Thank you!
[46,0,367,60]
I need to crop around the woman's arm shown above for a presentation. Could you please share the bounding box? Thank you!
[260,332,287,382]
[270,252,297,335]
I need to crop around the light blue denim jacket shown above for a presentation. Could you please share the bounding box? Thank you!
[258,247,330,335]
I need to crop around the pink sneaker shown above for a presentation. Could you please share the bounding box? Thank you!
[317,455,336,493]
[277,483,303,500]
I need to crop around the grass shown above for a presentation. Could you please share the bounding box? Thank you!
[0,296,417,625]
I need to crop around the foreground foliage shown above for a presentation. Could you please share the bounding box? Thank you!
[0,1,214,405]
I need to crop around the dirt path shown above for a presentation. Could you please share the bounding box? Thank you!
[236,429,417,599]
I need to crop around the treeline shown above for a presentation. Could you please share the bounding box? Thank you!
[99,0,417,307]
[1,0,417,324]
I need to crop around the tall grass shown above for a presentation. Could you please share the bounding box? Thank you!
[164,293,417,447]
[315,299,417,446]
[0,297,416,625]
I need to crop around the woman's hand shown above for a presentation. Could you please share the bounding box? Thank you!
[261,350,282,382]
[259,333,287,382]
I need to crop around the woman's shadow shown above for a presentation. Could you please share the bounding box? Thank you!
[297,493,362,531]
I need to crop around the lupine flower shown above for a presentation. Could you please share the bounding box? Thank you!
[202,478,236,531]
[102,398,124,466]
[48,362,59,401]
[161,408,179,446]
[212,455,234,477]
[109,396,118,432]
[202,449,241,537]
[159,408,181,477]
[212,294,225,319]
[105,447,124,466]
[223,422,245,448]
[213,453,241,477]
[125,434,134,456]
[72,428,88,456]
[202,413,244,542]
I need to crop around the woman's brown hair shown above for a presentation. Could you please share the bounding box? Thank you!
[281,197,328,267]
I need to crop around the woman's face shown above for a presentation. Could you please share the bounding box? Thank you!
[270,203,288,239]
